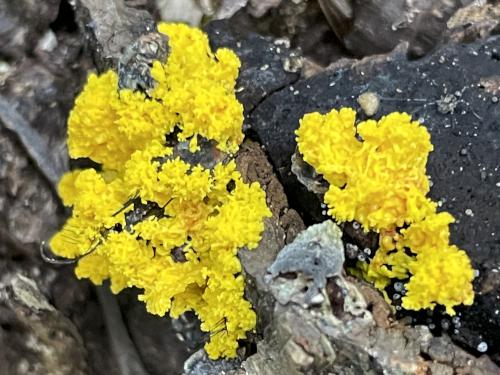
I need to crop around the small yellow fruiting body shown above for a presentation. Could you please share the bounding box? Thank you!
[296,107,474,315]
[51,23,271,359]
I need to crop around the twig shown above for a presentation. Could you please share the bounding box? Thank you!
[96,284,150,375]
[0,95,64,187]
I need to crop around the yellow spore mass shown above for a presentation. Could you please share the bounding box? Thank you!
[50,23,271,359]
[296,107,474,315]
[67,23,243,171]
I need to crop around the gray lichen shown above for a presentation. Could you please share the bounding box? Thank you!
[266,220,344,306]
[11,274,55,312]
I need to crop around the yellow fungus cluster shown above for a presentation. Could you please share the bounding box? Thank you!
[68,23,244,171]
[296,107,474,315]
[50,23,271,359]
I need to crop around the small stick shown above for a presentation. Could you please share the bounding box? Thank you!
[96,284,150,375]
[0,95,64,187]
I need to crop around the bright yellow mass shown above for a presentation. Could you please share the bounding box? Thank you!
[296,107,474,315]
[50,23,271,359]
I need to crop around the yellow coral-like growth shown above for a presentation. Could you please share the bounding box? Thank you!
[399,212,474,314]
[296,108,474,315]
[151,23,244,154]
[67,23,243,171]
[51,24,271,359]
[296,108,436,231]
